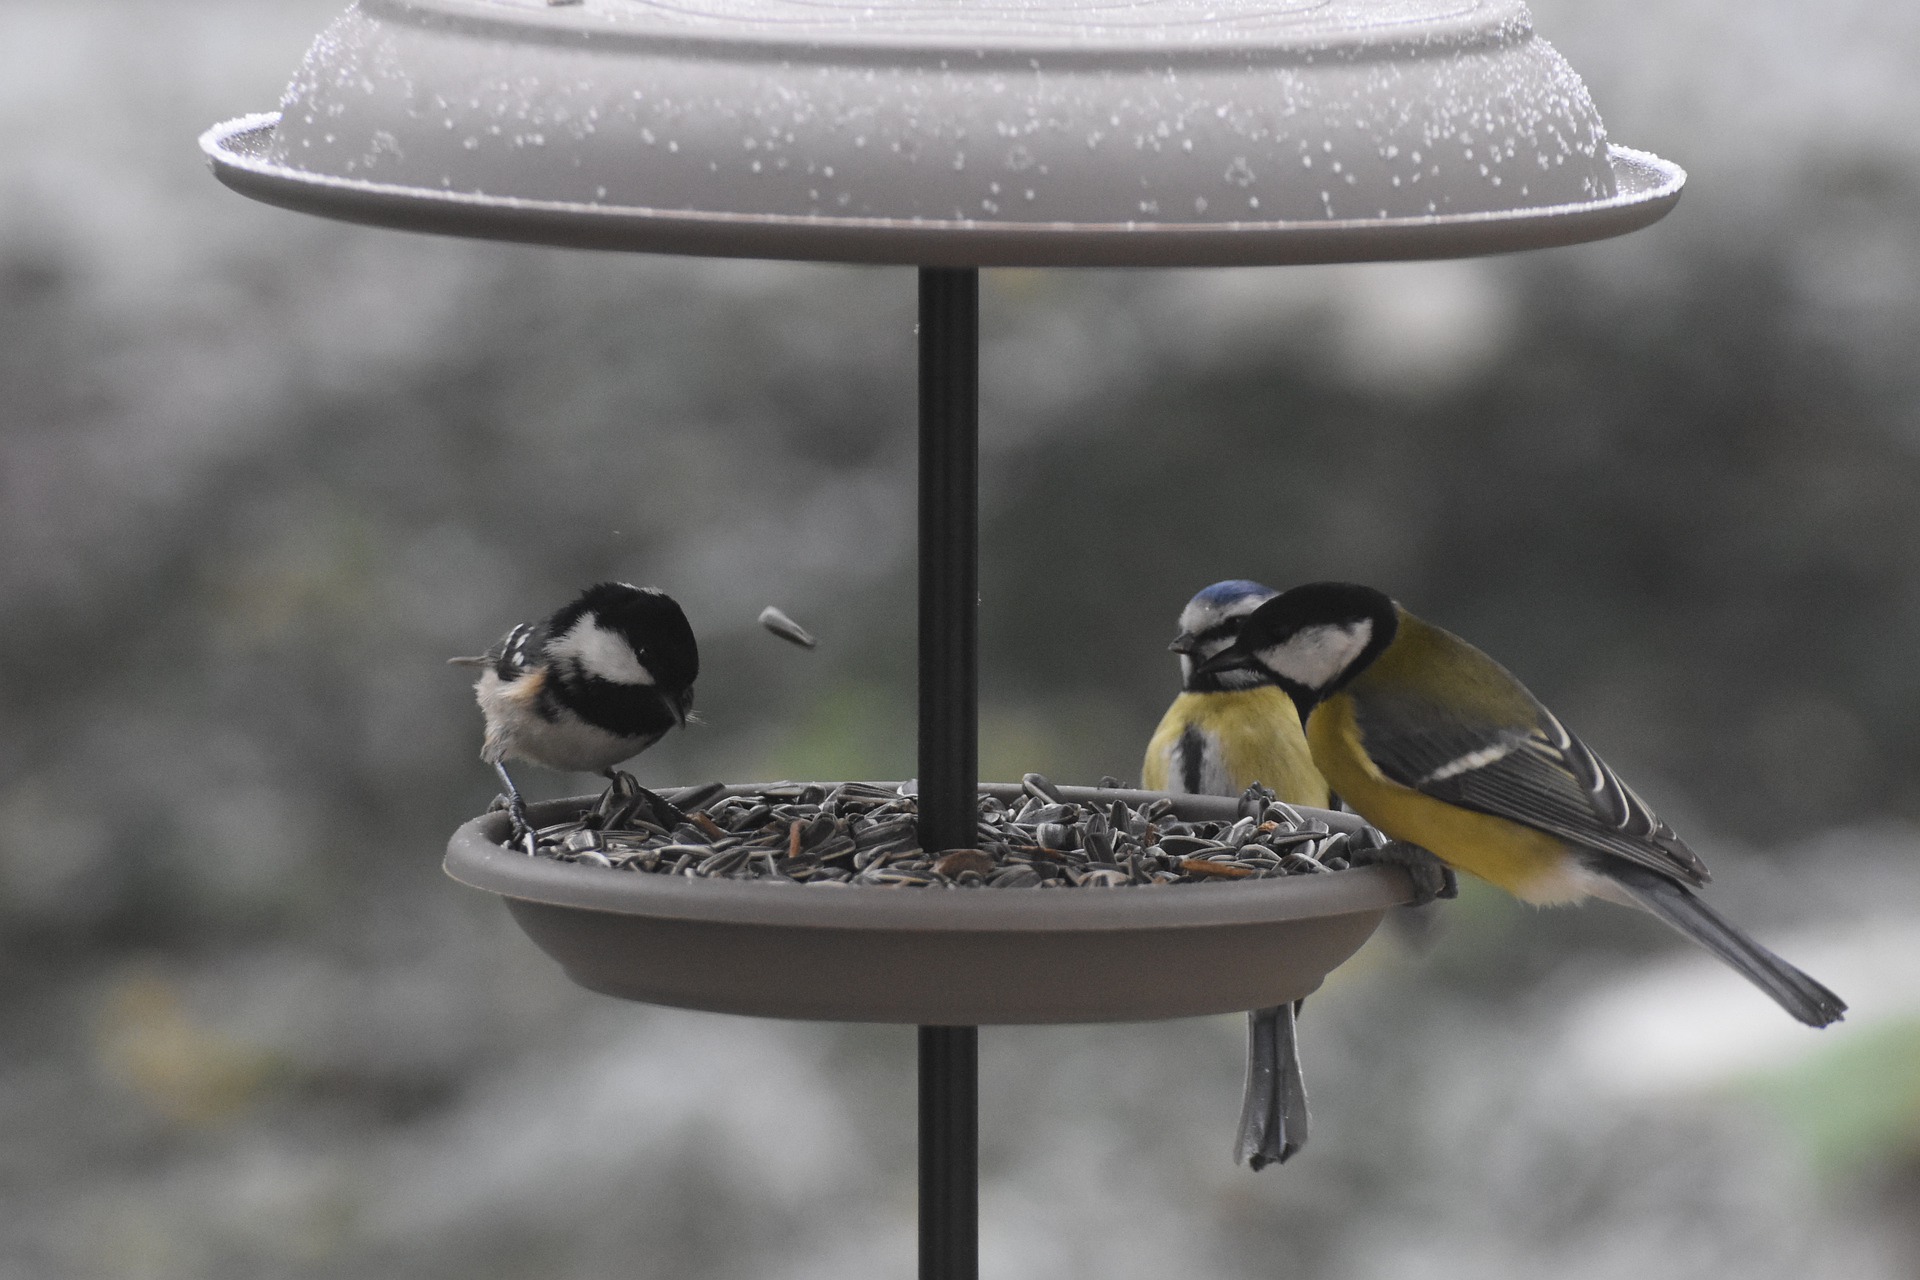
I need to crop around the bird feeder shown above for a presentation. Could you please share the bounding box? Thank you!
[202,0,1681,1273]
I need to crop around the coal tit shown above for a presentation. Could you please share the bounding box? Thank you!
[450,582,698,846]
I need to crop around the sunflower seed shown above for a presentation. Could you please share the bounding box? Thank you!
[758,606,817,649]
[1022,772,1065,804]
[698,848,751,876]
[519,783,1397,892]
[1035,823,1076,852]
[932,849,995,879]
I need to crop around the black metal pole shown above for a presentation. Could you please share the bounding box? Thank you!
[917,266,979,1280]
[917,266,978,855]
[919,1025,978,1280]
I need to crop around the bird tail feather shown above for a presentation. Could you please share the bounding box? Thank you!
[1608,865,1846,1028]
[1235,1003,1309,1169]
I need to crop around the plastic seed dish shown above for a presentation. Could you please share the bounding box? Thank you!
[200,0,1683,266]
[444,783,1415,1023]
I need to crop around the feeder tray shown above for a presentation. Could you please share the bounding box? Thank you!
[445,784,1414,1023]
[200,0,1682,266]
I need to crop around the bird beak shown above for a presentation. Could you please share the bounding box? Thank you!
[1167,631,1200,655]
[1189,645,1253,679]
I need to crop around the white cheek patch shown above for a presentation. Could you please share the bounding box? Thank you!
[1177,600,1220,639]
[1259,619,1373,689]
[549,615,656,686]
[1179,593,1268,643]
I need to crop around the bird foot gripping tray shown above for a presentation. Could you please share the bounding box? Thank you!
[202,0,1682,267]
[445,783,1415,1023]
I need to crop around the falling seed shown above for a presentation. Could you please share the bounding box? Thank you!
[758,606,817,649]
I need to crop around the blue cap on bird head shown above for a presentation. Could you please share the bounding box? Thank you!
[1171,580,1281,689]
[1190,579,1277,611]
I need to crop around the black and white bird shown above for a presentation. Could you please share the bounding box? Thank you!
[450,582,698,844]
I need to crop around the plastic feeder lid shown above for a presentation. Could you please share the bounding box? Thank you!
[202,0,1682,266]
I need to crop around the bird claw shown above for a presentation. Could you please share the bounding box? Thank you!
[486,791,537,852]
[1353,839,1458,905]
[633,785,686,830]
[591,771,685,831]
[507,800,536,852]
[490,763,538,855]
[590,771,643,826]
[495,803,535,854]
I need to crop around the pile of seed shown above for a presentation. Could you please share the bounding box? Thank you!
[517,773,1387,889]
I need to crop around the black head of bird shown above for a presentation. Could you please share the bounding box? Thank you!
[538,581,699,733]
[1192,581,1399,710]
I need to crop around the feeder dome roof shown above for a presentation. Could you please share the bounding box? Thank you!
[203,0,1682,265]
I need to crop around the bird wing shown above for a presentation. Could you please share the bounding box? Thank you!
[1347,628,1709,887]
[483,622,540,681]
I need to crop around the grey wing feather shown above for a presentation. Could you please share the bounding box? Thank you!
[1606,863,1844,1026]
[488,622,540,679]
[1353,690,1709,888]
[450,622,538,677]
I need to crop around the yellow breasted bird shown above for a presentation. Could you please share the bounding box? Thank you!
[1194,581,1845,1028]
[1145,580,1331,807]
[1145,581,1333,1169]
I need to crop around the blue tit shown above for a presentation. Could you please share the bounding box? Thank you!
[1194,581,1845,1028]
[1145,580,1333,1170]
[1144,580,1331,806]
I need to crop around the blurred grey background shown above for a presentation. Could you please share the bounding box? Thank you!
[4,1,1920,1276]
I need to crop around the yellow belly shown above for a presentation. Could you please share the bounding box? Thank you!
[1306,694,1588,904]
[1142,688,1330,806]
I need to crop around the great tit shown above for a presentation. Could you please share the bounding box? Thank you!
[1193,581,1845,1028]
[450,582,698,848]
[1145,580,1333,1169]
